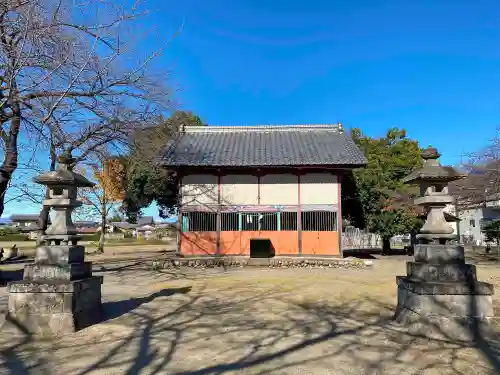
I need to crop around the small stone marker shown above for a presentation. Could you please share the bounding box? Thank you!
[394,147,494,339]
[3,244,18,260]
[5,152,103,335]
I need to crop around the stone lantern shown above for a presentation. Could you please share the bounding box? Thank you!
[36,152,94,242]
[5,153,103,335]
[404,147,463,243]
[394,147,494,339]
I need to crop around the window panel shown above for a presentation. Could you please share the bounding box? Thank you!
[260,212,278,231]
[301,211,337,231]
[221,212,239,231]
[183,212,217,232]
[281,211,298,231]
[242,213,260,231]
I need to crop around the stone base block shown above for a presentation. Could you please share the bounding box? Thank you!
[396,276,494,295]
[414,244,465,264]
[396,282,494,318]
[35,245,85,265]
[5,276,103,336]
[406,262,476,282]
[395,277,494,341]
[394,305,492,341]
[23,262,92,281]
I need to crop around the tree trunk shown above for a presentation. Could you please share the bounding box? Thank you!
[0,173,12,218]
[0,103,21,218]
[98,213,106,253]
[382,237,391,255]
[497,240,500,257]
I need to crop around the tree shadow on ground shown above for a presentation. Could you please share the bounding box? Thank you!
[343,248,410,259]
[342,249,378,259]
[1,281,500,375]
[92,259,191,284]
[103,287,192,321]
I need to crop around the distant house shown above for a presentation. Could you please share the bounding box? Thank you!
[457,200,500,245]
[102,222,137,239]
[137,216,155,226]
[136,224,155,238]
[10,214,43,227]
[74,220,99,228]
[9,214,50,239]
[133,217,156,238]
[74,221,100,234]
[450,165,500,245]
[106,221,137,232]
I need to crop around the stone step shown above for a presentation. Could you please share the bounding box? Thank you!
[246,258,271,267]
[406,262,476,282]
[396,276,494,295]
[414,244,465,264]
[24,262,92,281]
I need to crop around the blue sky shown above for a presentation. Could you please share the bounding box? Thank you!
[5,0,500,219]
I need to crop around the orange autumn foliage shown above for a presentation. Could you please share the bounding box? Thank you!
[92,158,126,202]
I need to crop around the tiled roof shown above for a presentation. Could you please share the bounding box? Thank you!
[109,222,138,229]
[160,124,367,168]
[74,221,99,227]
[10,214,40,222]
[19,223,41,232]
[138,216,155,225]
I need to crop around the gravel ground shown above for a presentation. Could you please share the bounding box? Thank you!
[0,256,500,374]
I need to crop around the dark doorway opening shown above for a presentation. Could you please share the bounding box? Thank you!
[250,239,275,258]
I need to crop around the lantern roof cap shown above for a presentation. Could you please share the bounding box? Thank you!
[33,152,95,187]
[403,146,465,184]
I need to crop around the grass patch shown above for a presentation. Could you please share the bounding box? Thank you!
[105,238,169,246]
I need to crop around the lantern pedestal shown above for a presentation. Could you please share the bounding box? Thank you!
[4,153,103,336]
[6,238,103,336]
[6,277,103,336]
[394,244,494,340]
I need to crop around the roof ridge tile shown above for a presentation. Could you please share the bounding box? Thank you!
[183,124,343,133]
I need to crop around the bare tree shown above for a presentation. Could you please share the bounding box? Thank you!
[76,158,125,253]
[451,127,500,210]
[0,0,175,219]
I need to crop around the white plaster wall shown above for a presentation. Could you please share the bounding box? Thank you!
[300,173,339,205]
[444,204,458,235]
[181,175,218,206]
[459,206,500,245]
[459,209,484,244]
[260,174,298,205]
[221,175,258,205]
[182,173,340,207]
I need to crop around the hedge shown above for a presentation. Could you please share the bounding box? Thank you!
[81,233,101,241]
[0,234,31,241]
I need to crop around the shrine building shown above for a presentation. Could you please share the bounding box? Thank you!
[160,124,366,257]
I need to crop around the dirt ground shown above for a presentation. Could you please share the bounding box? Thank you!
[1,256,500,374]
[0,239,176,255]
